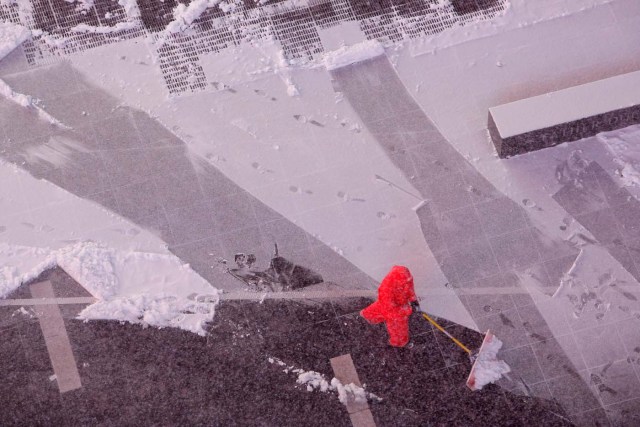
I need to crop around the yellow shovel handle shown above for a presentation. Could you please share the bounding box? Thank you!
[421,312,472,355]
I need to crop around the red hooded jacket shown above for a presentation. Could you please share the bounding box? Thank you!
[374,265,417,318]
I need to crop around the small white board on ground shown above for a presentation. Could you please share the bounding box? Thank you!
[421,312,511,391]
[465,330,511,391]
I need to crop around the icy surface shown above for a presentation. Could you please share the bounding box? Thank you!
[599,125,640,190]
[1,0,639,416]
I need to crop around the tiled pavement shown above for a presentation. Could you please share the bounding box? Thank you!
[329,55,638,422]
[0,61,376,293]
[553,161,640,283]
[1,270,574,426]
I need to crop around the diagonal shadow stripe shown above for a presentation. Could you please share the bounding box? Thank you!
[0,61,377,293]
[329,55,602,414]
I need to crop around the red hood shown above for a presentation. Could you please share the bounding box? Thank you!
[387,265,413,284]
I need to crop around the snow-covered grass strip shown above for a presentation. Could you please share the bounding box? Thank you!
[267,357,382,404]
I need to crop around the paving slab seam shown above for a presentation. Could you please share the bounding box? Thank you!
[0,297,98,306]
[220,290,377,300]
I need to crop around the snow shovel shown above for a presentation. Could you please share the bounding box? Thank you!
[419,311,510,391]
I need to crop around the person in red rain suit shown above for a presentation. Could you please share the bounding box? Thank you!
[360,265,418,347]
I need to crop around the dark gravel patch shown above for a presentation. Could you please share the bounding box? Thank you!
[1,296,573,426]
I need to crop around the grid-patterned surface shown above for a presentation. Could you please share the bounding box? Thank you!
[4,0,508,96]
[7,0,145,67]
[271,8,324,63]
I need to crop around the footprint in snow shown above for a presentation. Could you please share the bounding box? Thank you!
[293,114,324,127]
[289,185,312,195]
[376,211,396,220]
[252,162,274,174]
[254,89,277,101]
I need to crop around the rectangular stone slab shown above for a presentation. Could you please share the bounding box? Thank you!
[488,70,640,157]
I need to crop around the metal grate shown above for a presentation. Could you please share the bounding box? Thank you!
[309,0,356,29]
[6,0,509,96]
[271,7,324,63]
[8,0,145,66]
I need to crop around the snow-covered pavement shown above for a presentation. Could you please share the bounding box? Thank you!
[2,0,640,424]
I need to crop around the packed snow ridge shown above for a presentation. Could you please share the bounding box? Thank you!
[323,40,385,71]
[0,242,221,336]
[268,357,382,405]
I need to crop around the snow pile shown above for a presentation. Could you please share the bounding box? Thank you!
[70,21,139,34]
[79,293,217,335]
[165,0,222,35]
[323,40,385,71]
[0,21,30,61]
[0,242,117,299]
[330,378,369,405]
[66,0,141,34]
[268,357,382,404]
[468,334,510,390]
[0,78,70,128]
[64,0,95,12]
[599,125,640,190]
[118,0,141,18]
[297,370,332,392]
[0,241,220,336]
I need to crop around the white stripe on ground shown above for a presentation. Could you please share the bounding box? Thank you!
[218,286,565,300]
[0,285,573,307]
[330,354,376,427]
[29,281,83,393]
[0,297,97,306]
[219,290,377,300]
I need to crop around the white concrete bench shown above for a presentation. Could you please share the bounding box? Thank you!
[488,70,640,158]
